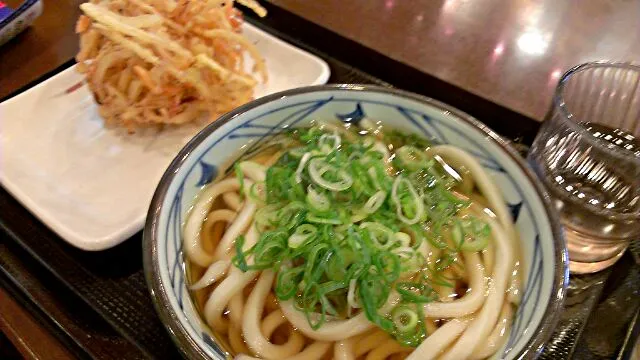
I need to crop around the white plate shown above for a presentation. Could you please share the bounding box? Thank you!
[0,23,330,251]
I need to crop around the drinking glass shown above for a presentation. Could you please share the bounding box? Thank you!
[528,61,640,274]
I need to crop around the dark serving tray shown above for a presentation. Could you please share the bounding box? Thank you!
[1,2,638,359]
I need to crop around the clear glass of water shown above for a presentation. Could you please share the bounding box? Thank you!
[528,61,640,274]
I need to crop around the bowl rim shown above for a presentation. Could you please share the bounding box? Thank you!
[143,84,569,360]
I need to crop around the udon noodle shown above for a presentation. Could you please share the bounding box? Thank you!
[184,121,523,360]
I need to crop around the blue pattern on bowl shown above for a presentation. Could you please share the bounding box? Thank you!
[145,86,567,360]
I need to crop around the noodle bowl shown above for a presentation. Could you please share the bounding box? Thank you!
[144,85,567,360]
[183,123,523,360]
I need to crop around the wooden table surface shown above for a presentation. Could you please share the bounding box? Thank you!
[0,0,82,100]
[1,0,639,358]
[271,0,640,121]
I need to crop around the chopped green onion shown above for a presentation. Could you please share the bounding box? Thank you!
[307,214,342,225]
[451,221,465,250]
[232,235,248,271]
[395,232,412,247]
[392,305,419,333]
[363,191,387,214]
[306,185,331,212]
[248,182,266,204]
[276,266,304,299]
[255,204,280,231]
[391,175,424,225]
[295,152,311,183]
[308,158,353,191]
[234,162,245,199]
[278,202,306,230]
[452,217,490,252]
[318,132,341,153]
[288,224,317,248]
[360,222,396,250]
[391,304,427,347]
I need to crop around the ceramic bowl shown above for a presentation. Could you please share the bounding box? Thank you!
[143,85,568,360]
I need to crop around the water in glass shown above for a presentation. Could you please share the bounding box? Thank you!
[528,62,640,273]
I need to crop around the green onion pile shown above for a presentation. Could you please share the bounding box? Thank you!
[232,124,490,347]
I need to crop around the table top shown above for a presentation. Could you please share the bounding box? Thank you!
[0,1,639,359]
[271,0,640,121]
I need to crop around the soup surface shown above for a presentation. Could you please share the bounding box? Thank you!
[184,120,522,360]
